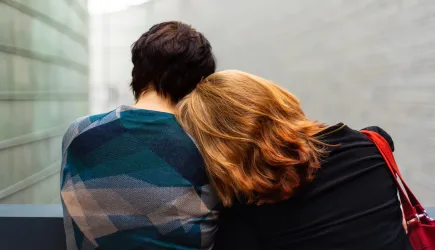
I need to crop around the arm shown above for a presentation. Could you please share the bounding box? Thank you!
[362,127,407,232]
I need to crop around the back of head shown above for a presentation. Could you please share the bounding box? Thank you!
[176,70,327,206]
[131,21,216,103]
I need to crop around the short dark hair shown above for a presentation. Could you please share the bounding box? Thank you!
[130,21,216,103]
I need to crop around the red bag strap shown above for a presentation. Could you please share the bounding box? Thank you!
[361,131,420,204]
[360,130,424,221]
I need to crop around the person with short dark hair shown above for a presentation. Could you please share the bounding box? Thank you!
[60,21,219,250]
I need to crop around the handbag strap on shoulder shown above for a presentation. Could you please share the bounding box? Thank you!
[360,130,425,222]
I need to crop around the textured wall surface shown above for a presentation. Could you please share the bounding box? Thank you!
[0,0,89,203]
[91,0,435,205]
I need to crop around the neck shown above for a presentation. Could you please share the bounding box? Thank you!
[133,90,175,114]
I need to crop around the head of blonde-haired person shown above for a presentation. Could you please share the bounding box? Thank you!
[176,70,328,207]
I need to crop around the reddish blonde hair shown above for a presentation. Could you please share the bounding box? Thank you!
[176,70,327,206]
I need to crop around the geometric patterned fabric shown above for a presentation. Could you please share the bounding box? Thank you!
[60,105,220,250]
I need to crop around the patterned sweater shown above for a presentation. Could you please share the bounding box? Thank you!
[60,105,219,250]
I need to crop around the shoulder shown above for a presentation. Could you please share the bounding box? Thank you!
[164,121,207,170]
[361,126,395,152]
[62,111,115,154]
[164,119,203,155]
[151,121,212,187]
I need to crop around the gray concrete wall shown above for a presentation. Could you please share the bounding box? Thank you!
[90,0,435,205]
[0,0,89,203]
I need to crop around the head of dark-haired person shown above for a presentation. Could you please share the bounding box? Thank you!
[60,22,221,250]
[131,21,216,104]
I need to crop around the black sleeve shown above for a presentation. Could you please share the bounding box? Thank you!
[213,206,260,250]
[362,126,395,152]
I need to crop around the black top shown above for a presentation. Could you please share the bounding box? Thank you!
[214,124,411,250]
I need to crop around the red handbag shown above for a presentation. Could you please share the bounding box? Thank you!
[361,130,435,249]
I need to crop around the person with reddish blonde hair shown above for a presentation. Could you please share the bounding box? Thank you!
[176,70,411,250]
[177,70,328,207]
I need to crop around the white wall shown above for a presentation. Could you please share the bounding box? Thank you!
[89,0,435,206]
